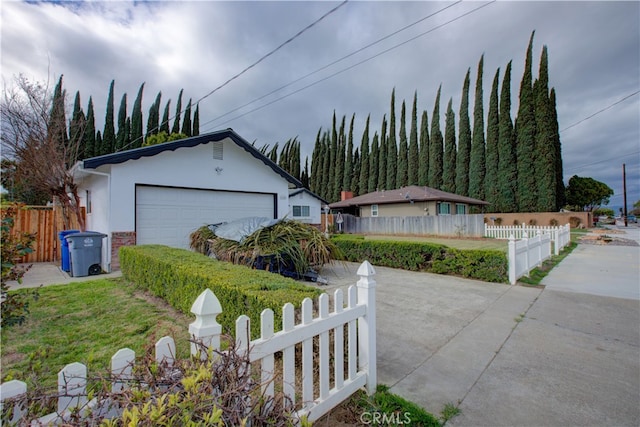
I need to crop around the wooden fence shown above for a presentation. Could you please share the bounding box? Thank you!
[485,223,571,255]
[0,261,377,425]
[339,213,486,237]
[1,205,85,263]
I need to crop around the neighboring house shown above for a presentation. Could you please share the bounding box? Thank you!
[71,129,302,271]
[329,185,489,217]
[288,188,327,225]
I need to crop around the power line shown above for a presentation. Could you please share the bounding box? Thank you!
[203,1,496,132]
[560,90,640,133]
[565,150,640,174]
[194,0,349,106]
[116,0,348,152]
[200,1,463,129]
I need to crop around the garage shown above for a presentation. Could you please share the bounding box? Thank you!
[136,185,276,249]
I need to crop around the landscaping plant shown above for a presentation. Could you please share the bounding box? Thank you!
[190,219,342,277]
[1,203,38,327]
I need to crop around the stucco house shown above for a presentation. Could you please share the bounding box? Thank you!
[71,129,302,271]
[329,185,489,217]
[288,188,328,225]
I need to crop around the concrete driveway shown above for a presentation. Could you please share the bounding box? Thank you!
[322,225,640,426]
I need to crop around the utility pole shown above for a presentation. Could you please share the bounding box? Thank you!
[623,163,628,227]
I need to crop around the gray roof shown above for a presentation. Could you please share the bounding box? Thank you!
[82,129,302,188]
[329,185,489,208]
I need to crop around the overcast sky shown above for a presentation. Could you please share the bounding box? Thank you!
[2,1,639,210]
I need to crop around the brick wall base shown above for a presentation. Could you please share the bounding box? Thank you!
[111,231,136,271]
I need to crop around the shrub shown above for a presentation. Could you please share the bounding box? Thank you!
[1,203,38,327]
[569,216,582,228]
[528,219,537,226]
[2,339,299,426]
[119,245,322,339]
[331,236,508,283]
[549,218,559,226]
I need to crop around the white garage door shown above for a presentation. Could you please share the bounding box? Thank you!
[136,185,275,249]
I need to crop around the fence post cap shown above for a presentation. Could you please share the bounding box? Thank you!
[357,260,376,277]
[190,288,222,316]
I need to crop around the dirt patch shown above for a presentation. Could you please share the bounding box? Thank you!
[579,234,639,246]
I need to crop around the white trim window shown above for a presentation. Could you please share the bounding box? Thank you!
[292,205,310,217]
[438,202,451,215]
[371,204,379,217]
[456,204,466,215]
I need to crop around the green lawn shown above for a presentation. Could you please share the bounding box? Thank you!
[363,234,509,251]
[1,278,192,389]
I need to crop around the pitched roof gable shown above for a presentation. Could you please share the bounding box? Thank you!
[329,185,489,208]
[82,129,302,187]
[289,188,329,205]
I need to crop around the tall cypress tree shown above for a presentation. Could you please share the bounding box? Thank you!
[428,86,443,189]
[550,88,565,209]
[485,68,501,211]
[146,91,161,139]
[69,91,85,163]
[328,112,338,201]
[442,98,457,193]
[378,115,388,190]
[131,83,145,148]
[101,80,116,155]
[418,111,429,186]
[352,148,360,196]
[182,99,192,137]
[534,45,557,212]
[192,104,200,136]
[115,93,128,152]
[515,31,537,212]
[386,89,398,189]
[368,132,379,193]
[321,133,331,201]
[171,89,183,135]
[343,115,355,192]
[302,157,310,189]
[469,55,486,202]
[48,75,69,156]
[358,115,370,195]
[310,129,322,194]
[408,91,419,185]
[335,116,346,199]
[95,131,103,158]
[455,69,472,196]
[160,100,171,134]
[497,61,518,212]
[396,100,409,187]
[84,97,96,159]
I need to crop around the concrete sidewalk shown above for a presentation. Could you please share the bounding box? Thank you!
[6,262,122,290]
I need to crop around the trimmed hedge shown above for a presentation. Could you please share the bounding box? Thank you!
[332,236,508,283]
[119,245,322,339]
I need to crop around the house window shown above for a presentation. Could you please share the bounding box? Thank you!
[438,202,451,215]
[293,205,310,217]
[456,204,466,215]
[86,190,92,214]
[371,204,378,217]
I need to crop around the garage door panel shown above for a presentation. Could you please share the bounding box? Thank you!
[136,186,274,249]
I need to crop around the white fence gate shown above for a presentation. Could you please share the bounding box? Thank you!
[486,223,571,255]
[0,261,378,425]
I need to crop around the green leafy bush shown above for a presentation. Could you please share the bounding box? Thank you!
[119,245,322,339]
[1,203,38,327]
[332,236,508,283]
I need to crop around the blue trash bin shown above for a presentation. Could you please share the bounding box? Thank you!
[58,230,79,272]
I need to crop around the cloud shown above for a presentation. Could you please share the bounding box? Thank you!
[2,0,639,207]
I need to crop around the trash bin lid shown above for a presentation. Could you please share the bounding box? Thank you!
[65,231,107,240]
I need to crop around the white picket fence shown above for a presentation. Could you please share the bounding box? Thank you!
[0,261,378,425]
[508,231,553,285]
[486,223,571,256]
